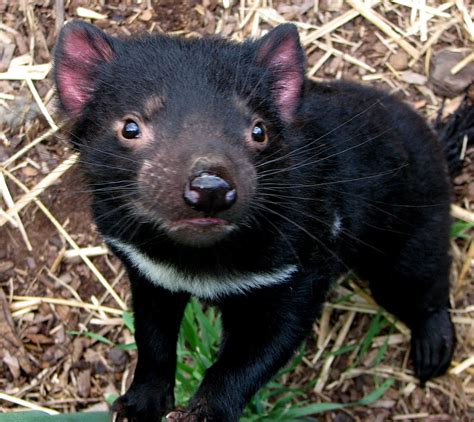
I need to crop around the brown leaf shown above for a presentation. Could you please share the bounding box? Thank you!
[0,289,33,374]
[139,9,153,22]
[400,71,427,86]
[77,369,91,398]
[25,333,55,345]
[21,165,39,177]
[0,43,15,72]
[2,350,20,379]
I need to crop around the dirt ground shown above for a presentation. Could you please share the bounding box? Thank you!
[0,1,473,421]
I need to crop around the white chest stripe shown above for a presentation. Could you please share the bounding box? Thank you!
[332,212,342,237]
[106,237,298,299]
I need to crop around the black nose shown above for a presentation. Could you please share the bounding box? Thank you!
[183,172,237,214]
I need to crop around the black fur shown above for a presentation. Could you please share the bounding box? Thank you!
[54,22,461,421]
[436,93,474,177]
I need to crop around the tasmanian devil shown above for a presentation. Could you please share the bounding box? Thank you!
[54,21,461,421]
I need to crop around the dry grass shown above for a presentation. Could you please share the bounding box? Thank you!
[0,1,473,420]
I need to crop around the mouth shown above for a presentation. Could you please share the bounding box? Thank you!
[166,217,237,247]
[170,217,229,227]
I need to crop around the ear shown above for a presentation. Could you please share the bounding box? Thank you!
[54,21,115,119]
[255,24,305,122]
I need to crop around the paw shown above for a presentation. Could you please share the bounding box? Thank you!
[112,384,174,422]
[166,402,228,422]
[411,308,455,384]
[166,410,199,422]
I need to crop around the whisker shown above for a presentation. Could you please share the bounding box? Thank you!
[251,207,302,267]
[257,163,408,189]
[255,99,383,169]
[248,200,349,270]
[272,200,385,255]
[93,202,134,224]
[256,127,393,179]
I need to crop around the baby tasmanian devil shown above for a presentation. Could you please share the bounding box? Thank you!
[54,21,458,421]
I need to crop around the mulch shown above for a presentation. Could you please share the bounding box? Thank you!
[0,1,473,420]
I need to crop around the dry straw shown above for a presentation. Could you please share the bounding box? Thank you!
[0,0,472,417]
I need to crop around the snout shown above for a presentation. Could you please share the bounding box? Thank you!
[184,172,237,214]
[137,151,256,247]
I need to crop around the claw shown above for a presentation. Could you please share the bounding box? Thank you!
[166,410,198,422]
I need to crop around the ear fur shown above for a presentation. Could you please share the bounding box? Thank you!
[54,21,116,119]
[255,24,305,122]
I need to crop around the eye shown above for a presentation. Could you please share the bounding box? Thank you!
[122,119,141,139]
[251,122,267,143]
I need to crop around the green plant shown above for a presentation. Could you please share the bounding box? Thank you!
[34,299,396,421]
[451,219,474,239]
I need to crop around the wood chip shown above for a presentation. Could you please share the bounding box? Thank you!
[347,0,419,58]
[400,70,428,85]
[0,154,78,227]
[303,0,382,46]
[0,63,51,80]
[0,289,33,376]
[0,43,15,72]
[76,7,108,20]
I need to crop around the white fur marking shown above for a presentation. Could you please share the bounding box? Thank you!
[106,237,298,299]
[332,212,342,237]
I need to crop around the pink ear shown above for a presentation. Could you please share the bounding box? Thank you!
[256,24,305,122]
[54,21,115,118]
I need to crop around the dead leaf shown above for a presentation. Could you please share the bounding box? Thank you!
[0,288,33,374]
[400,71,427,85]
[77,369,92,397]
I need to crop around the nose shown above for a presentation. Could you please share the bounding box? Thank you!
[183,172,237,214]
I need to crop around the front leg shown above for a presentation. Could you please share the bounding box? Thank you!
[169,272,329,422]
[113,269,189,422]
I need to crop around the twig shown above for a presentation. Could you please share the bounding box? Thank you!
[26,78,58,130]
[347,0,419,58]
[1,126,60,168]
[0,172,32,250]
[2,168,127,310]
[64,245,109,260]
[451,51,474,75]
[11,295,124,315]
[452,204,474,223]
[0,392,59,415]
[302,0,382,46]
[0,154,78,227]
[455,0,474,41]
[450,354,474,375]
[312,40,376,73]
[0,63,51,80]
[314,311,356,393]
[55,0,64,34]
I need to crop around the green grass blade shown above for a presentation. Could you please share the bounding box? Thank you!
[357,310,387,364]
[279,401,347,418]
[115,342,137,351]
[122,311,135,333]
[67,331,114,346]
[451,220,474,239]
[355,378,395,406]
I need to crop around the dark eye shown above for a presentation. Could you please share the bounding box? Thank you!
[122,119,141,139]
[251,122,267,143]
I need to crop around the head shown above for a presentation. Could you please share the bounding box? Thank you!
[54,22,305,247]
